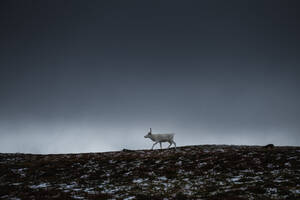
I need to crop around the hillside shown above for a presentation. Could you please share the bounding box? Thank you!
[1,145,299,200]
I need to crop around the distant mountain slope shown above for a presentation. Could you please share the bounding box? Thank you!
[1,145,300,199]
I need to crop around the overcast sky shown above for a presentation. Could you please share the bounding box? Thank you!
[0,0,300,153]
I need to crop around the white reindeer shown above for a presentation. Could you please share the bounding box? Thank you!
[144,128,176,150]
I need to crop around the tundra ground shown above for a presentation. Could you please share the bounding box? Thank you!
[1,145,299,199]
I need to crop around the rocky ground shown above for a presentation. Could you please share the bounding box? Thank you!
[0,145,300,200]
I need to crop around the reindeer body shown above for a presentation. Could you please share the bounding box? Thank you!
[144,128,176,150]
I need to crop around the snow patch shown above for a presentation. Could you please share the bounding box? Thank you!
[29,183,50,189]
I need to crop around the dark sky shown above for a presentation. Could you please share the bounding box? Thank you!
[1,0,300,153]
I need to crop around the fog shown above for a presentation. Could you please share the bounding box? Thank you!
[1,121,299,154]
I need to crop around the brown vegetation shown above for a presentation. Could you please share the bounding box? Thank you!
[0,145,299,199]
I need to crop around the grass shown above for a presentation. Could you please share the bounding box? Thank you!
[0,145,300,199]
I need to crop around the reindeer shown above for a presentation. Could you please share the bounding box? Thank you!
[144,128,176,150]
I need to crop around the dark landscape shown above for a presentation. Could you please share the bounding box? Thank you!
[1,145,299,200]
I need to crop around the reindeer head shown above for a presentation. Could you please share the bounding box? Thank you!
[144,128,152,138]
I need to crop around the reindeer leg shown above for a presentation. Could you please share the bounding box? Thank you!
[167,141,172,148]
[160,142,162,149]
[151,142,158,150]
